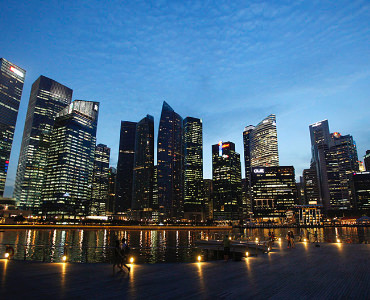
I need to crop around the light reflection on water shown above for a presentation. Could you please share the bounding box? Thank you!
[0,227,368,263]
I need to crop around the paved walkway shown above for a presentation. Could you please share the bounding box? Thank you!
[0,242,369,299]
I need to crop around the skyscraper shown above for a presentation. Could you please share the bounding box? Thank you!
[183,117,203,221]
[132,115,154,213]
[14,76,72,212]
[115,121,137,213]
[309,120,359,209]
[251,166,297,219]
[364,150,370,171]
[157,101,183,220]
[42,100,99,218]
[302,165,320,204]
[212,141,242,221]
[90,144,110,216]
[0,58,26,196]
[249,114,279,168]
[106,167,117,214]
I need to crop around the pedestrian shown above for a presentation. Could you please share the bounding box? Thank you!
[112,240,123,274]
[286,231,291,248]
[223,234,231,261]
[120,237,131,272]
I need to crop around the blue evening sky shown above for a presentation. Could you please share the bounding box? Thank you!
[1,0,369,196]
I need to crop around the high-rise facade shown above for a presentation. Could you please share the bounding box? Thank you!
[115,121,137,213]
[106,167,117,214]
[132,115,154,212]
[249,114,279,168]
[0,58,26,196]
[42,100,99,218]
[183,117,203,221]
[309,120,359,209]
[212,141,242,220]
[251,166,297,219]
[14,76,72,212]
[302,165,320,204]
[364,150,370,171]
[90,144,110,215]
[157,101,183,220]
[350,172,370,211]
[203,179,213,220]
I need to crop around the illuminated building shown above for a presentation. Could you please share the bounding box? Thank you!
[90,144,110,216]
[364,150,370,171]
[183,117,203,221]
[203,179,213,220]
[350,172,370,211]
[41,100,99,218]
[242,125,254,208]
[251,166,297,219]
[249,114,279,168]
[212,141,242,220]
[157,101,183,220]
[106,167,116,214]
[14,76,72,212]
[295,205,323,226]
[115,121,137,213]
[309,120,359,210]
[0,58,26,196]
[302,165,320,204]
[132,115,154,215]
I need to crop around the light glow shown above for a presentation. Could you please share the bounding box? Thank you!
[10,66,24,77]
[129,257,134,263]
[245,251,249,257]
[62,255,67,262]
[5,253,9,258]
[197,255,201,262]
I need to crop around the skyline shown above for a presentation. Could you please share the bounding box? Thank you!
[2,0,369,196]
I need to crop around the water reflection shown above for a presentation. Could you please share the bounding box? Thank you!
[0,227,368,263]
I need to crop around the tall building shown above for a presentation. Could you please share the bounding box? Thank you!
[212,141,242,221]
[115,121,137,213]
[90,144,110,216]
[203,179,213,220]
[42,100,99,218]
[251,166,297,220]
[302,165,320,204]
[183,117,203,221]
[242,125,254,185]
[364,150,370,171]
[106,167,116,214]
[157,101,183,220]
[249,114,279,168]
[0,58,26,196]
[14,76,72,212]
[309,120,359,209]
[132,115,154,213]
[350,172,370,211]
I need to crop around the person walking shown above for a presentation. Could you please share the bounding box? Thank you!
[120,237,131,273]
[299,229,304,242]
[313,231,318,243]
[223,235,231,261]
[286,231,291,248]
[112,240,123,274]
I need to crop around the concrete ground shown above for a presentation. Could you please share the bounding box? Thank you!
[0,242,369,299]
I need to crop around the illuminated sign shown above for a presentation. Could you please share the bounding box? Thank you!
[254,168,264,174]
[94,104,98,111]
[222,143,229,148]
[218,141,223,156]
[9,66,24,77]
[332,132,341,138]
[311,121,322,127]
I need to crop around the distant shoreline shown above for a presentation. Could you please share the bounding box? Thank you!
[0,224,368,230]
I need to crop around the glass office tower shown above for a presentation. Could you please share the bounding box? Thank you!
[132,115,154,212]
[14,76,72,212]
[157,101,183,220]
[183,117,203,221]
[212,141,242,221]
[90,144,110,216]
[115,121,137,213]
[42,100,99,218]
[251,166,297,219]
[0,58,26,196]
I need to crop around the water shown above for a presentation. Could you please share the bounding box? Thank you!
[0,227,368,263]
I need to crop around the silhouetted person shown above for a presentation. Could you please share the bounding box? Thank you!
[113,240,123,274]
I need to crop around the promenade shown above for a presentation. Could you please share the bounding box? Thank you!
[0,242,369,299]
